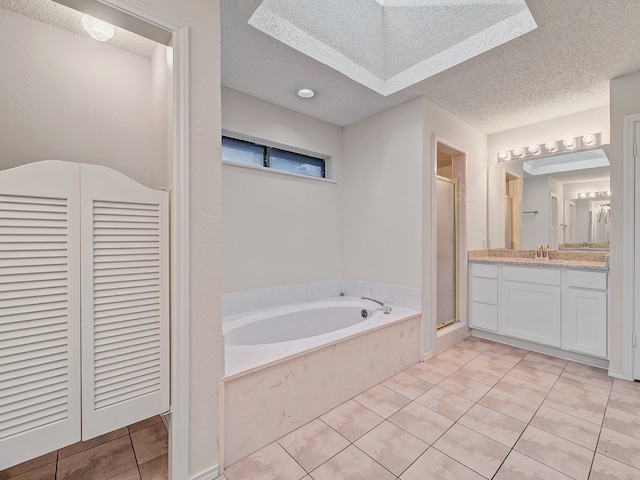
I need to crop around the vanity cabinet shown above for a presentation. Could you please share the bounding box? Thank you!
[469,262,608,359]
[564,270,608,357]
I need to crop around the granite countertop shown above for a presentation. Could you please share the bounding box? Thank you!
[469,249,609,271]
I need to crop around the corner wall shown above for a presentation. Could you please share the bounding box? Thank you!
[609,71,640,376]
[221,87,344,292]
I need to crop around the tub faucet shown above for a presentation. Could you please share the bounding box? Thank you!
[361,297,392,314]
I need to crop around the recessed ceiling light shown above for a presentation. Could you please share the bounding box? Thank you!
[82,14,115,42]
[296,88,316,99]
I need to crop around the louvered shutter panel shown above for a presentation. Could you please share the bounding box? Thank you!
[0,161,81,470]
[80,164,169,440]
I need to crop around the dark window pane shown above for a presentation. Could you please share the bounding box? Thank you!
[222,137,264,167]
[269,149,325,178]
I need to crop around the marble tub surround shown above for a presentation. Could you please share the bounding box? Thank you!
[217,337,640,480]
[468,249,608,270]
[223,279,421,317]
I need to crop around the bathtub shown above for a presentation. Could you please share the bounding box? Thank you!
[220,296,422,467]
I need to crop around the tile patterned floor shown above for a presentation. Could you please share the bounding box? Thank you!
[0,416,168,480]
[217,337,640,480]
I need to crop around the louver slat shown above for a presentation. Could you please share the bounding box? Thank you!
[0,161,81,470]
[81,165,168,440]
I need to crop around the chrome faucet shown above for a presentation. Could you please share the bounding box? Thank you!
[361,297,392,314]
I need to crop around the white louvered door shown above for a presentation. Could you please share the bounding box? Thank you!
[0,161,81,469]
[80,164,169,440]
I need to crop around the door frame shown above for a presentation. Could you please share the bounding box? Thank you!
[621,113,640,381]
[93,1,191,478]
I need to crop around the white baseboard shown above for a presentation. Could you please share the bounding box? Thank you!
[190,465,219,480]
[607,369,629,380]
[422,351,434,361]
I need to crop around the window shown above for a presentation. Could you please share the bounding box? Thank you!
[222,136,326,179]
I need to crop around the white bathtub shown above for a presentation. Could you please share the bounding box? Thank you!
[220,296,422,467]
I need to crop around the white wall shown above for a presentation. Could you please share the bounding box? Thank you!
[342,98,424,288]
[609,71,640,376]
[487,106,610,248]
[221,87,344,292]
[0,8,167,188]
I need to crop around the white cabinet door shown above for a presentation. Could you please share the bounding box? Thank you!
[0,161,81,469]
[502,280,561,347]
[80,164,169,440]
[564,288,607,358]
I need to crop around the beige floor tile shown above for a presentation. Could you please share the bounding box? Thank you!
[439,345,482,364]
[425,353,466,373]
[515,426,594,480]
[354,421,428,476]
[552,377,611,405]
[56,436,137,480]
[310,445,395,480]
[494,450,572,480]
[543,389,606,425]
[433,423,509,479]
[530,405,602,450]
[459,336,495,353]
[458,403,527,447]
[597,427,640,470]
[589,452,640,480]
[414,385,474,421]
[224,442,306,480]
[130,422,168,465]
[508,364,560,388]
[110,469,142,480]
[388,401,454,445]
[59,427,130,460]
[381,372,433,399]
[456,362,505,386]
[561,362,613,390]
[493,374,551,404]
[400,447,484,480]
[603,405,640,441]
[479,388,540,423]
[484,343,529,363]
[519,351,568,375]
[278,418,349,471]
[612,378,640,399]
[403,361,451,385]
[139,454,167,480]
[128,416,163,434]
[320,399,383,442]
[353,384,410,418]
[2,462,56,480]
[437,373,492,402]
[213,475,228,480]
[607,391,640,417]
[468,353,517,375]
[0,452,57,480]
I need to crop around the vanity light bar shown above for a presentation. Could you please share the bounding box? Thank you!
[497,132,602,162]
[577,191,611,199]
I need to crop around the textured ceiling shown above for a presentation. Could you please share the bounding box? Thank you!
[248,0,536,95]
[0,0,157,58]
[222,0,640,133]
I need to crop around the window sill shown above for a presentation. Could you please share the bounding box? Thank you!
[222,160,336,184]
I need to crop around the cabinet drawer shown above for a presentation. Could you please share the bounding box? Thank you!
[502,265,561,286]
[471,277,498,305]
[567,270,607,290]
[471,263,498,279]
[470,302,498,331]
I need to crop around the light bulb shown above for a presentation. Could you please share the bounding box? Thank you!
[513,148,525,158]
[578,193,587,199]
[582,134,596,146]
[607,191,612,196]
[497,151,509,161]
[589,192,596,198]
[528,144,540,155]
[545,142,557,152]
[563,137,576,148]
[296,88,316,99]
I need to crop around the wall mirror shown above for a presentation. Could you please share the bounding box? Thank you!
[487,145,610,251]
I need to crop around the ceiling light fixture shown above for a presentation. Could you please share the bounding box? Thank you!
[82,14,115,42]
[296,88,316,99]
[497,133,602,162]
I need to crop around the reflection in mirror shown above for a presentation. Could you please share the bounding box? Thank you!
[488,147,610,251]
